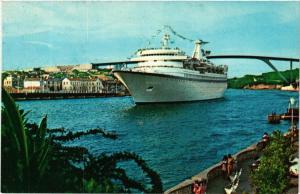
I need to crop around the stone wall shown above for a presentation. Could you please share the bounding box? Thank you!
[165,144,258,194]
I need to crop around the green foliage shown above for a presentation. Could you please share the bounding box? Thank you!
[251,130,293,194]
[228,68,299,89]
[72,69,80,75]
[1,88,163,193]
[2,88,51,192]
[2,72,9,81]
[51,72,67,79]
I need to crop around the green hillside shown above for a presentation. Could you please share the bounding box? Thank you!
[228,68,299,89]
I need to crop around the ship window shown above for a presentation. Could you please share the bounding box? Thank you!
[146,86,153,92]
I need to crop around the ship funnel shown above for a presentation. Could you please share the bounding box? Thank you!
[192,40,202,59]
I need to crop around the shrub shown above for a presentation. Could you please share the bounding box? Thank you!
[1,88,162,193]
[251,130,293,194]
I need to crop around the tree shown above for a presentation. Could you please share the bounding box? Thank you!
[2,72,9,81]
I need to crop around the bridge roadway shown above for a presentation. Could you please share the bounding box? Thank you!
[206,55,299,62]
[92,55,300,83]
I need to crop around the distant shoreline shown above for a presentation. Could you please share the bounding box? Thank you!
[229,85,299,92]
[10,92,129,101]
[227,68,299,90]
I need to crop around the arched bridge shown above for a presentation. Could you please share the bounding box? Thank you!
[206,55,299,83]
[92,55,299,83]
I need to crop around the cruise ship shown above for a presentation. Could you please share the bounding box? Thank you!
[113,33,228,104]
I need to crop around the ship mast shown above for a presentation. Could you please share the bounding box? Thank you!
[161,34,170,49]
[192,40,202,59]
[192,39,209,60]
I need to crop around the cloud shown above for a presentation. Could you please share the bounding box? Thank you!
[24,41,55,49]
[3,1,299,38]
[2,1,299,76]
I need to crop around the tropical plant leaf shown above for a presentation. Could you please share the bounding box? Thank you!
[2,88,30,190]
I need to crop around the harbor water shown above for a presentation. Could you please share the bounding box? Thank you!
[17,89,298,190]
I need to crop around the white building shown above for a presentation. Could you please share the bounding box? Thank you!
[42,66,61,73]
[42,64,93,73]
[3,75,23,89]
[24,78,47,92]
[72,64,93,72]
[62,78,103,93]
[3,75,15,88]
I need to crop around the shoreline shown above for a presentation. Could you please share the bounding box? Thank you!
[228,87,299,92]
[9,92,129,101]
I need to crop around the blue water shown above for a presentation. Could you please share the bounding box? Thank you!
[17,89,298,190]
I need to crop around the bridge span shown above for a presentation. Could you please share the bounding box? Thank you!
[206,55,299,83]
[92,55,299,83]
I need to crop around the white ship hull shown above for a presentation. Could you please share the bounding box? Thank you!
[114,70,227,104]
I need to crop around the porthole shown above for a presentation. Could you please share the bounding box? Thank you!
[146,86,153,92]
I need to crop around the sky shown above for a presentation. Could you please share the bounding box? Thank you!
[2,1,300,77]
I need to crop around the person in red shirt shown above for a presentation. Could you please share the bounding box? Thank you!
[192,180,200,194]
[199,179,207,194]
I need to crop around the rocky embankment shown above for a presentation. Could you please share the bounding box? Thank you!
[243,84,282,90]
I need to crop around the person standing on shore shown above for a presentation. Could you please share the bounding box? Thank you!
[192,180,200,194]
[199,179,207,194]
[221,155,228,179]
[262,132,270,142]
[227,154,234,177]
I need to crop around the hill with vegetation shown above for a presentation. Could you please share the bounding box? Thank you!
[228,68,299,89]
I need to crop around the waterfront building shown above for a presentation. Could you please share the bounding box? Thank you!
[3,75,24,92]
[62,77,103,93]
[3,75,16,88]
[88,78,104,93]
[91,75,126,93]
[47,78,63,92]
[102,77,117,93]
[23,77,47,92]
